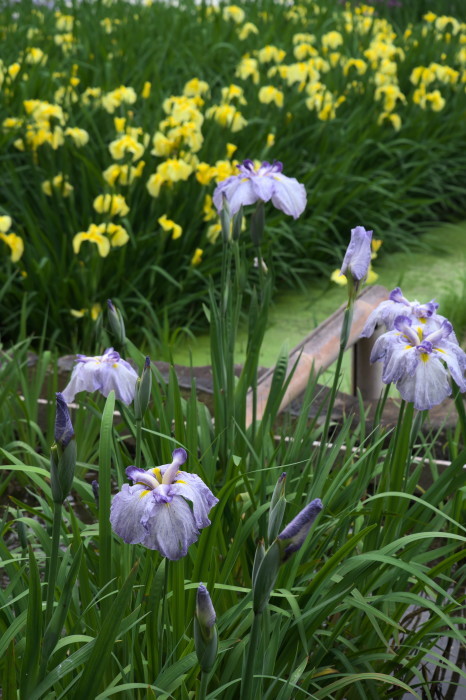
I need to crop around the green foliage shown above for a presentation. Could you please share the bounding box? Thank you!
[1,235,466,698]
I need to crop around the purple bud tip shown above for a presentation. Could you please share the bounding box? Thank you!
[107,299,116,312]
[279,472,286,481]
[278,498,323,559]
[196,583,216,629]
[91,480,99,503]
[144,356,151,369]
[55,392,74,448]
[172,447,187,465]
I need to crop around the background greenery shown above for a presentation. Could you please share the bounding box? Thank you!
[1,0,466,350]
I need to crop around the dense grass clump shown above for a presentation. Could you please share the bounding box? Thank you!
[1,0,466,346]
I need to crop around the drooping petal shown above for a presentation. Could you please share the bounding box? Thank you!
[141,494,199,559]
[171,471,219,528]
[396,355,451,410]
[250,174,275,202]
[435,341,466,391]
[61,360,102,403]
[110,484,152,544]
[98,362,138,404]
[213,176,256,215]
[223,178,257,215]
[270,173,307,219]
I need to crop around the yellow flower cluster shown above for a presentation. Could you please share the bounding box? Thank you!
[42,173,74,197]
[73,222,129,258]
[0,216,24,262]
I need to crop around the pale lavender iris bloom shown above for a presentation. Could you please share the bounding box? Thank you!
[340,226,373,282]
[110,448,218,560]
[61,348,138,405]
[213,159,307,219]
[361,287,449,339]
[370,315,466,410]
[278,498,323,560]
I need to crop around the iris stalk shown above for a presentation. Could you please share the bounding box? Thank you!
[241,611,262,700]
[45,502,63,624]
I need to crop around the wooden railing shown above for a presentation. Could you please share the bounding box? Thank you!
[245,285,389,426]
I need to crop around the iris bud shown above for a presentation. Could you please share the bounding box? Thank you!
[107,299,126,346]
[50,393,76,504]
[267,472,287,543]
[194,584,218,673]
[134,356,152,420]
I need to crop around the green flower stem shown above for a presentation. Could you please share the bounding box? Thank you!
[160,558,169,659]
[241,611,262,700]
[135,418,142,469]
[199,670,209,700]
[45,502,62,624]
[318,303,354,465]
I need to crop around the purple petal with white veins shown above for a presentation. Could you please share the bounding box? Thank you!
[270,173,307,219]
[396,356,451,410]
[98,361,138,404]
[250,174,275,202]
[61,360,102,402]
[171,471,219,528]
[435,341,466,391]
[110,484,152,544]
[141,495,199,559]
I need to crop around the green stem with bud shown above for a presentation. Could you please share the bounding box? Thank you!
[318,302,354,466]
[135,419,142,469]
[199,670,209,700]
[241,611,262,700]
[45,502,62,624]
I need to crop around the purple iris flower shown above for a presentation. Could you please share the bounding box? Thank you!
[361,287,449,339]
[278,498,323,560]
[110,448,218,560]
[370,315,466,410]
[340,226,373,282]
[213,160,307,219]
[61,348,138,405]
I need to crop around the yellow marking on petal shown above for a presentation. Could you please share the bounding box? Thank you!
[417,326,423,339]
[420,318,427,324]
[420,353,429,362]
[112,363,118,368]
[175,479,187,485]
[152,467,162,483]
[139,489,150,498]
[436,348,446,354]
[404,345,413,350]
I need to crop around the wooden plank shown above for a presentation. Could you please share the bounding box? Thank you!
[245,285,389,426]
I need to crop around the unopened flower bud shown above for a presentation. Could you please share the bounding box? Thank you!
[50,393,77,504]
[134,356,152,420]
[91,479,99,506]
[277,498,323,561]
[107,299,126,346]
[194,583,218,673]
[268,472,287,543]
[252,538,265,588]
